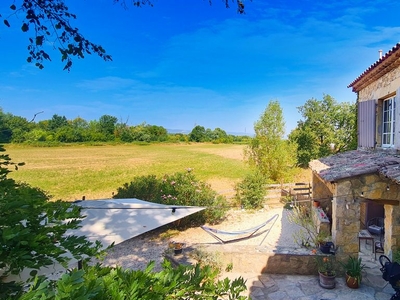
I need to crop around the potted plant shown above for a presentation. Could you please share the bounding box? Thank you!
[169,241,185,255]
[315,254,336,289]
[316,231,334,254]
[340,255,365,289]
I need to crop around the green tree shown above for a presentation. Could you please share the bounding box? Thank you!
[0,110,34,143]
[98,114,118,139]
[213,127,228,141]
[0,109,12,143]
[147,125,168,141]
[1,0,246,71]
[189,125,206,142]
[48,114,69,132]
[6,114,33,143]
[288,94,357,167]
[245,100,297,183]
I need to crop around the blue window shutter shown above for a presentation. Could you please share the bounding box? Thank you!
[358,100,376,148]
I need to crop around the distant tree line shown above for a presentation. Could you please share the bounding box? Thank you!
[0,109,251,144]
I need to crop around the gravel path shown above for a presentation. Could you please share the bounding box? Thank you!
[99,206,303,272]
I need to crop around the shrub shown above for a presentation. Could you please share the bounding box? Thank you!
[114,170,228,226]
[21,261,249,300]
[393,248,400,264]
[287,204,319,248]
[234,171,267,209]
[114,174,160,200]
[0,145,103,298]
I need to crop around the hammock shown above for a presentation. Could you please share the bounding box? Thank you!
[201,213,279,244]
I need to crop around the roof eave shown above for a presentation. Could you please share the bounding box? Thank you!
[348,43,400,93]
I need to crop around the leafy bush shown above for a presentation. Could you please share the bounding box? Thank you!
[0,145,103,298]
[114,174,160,200]
[234,171,267,209]
[21,261,249,300]
[114,170,228,226]
[287,204,319,248]
[393,248,400,264]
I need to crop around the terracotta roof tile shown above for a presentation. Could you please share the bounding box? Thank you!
[348,43,400,92]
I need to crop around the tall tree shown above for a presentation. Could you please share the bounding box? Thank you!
[48,114,69,132]
[245,100,297,183]
[1,0,247,70]
[98,114,118,137]
[288,94,357,167]
[189,125,206,142]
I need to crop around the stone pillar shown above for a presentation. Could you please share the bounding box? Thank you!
[384,205,400,259]
[332,181,360,258]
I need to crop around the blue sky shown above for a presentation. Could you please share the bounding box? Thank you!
[1,0,400,135]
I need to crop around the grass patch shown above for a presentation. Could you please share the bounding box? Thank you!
[5,143,249,200]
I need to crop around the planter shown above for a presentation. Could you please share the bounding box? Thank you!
[169,242,185,256]
[319,272,336,289]
[174,248,183,255]
[345,273,359,289]
[319,242,335,254]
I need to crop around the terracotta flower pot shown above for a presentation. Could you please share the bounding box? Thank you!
[319,272,336,289]
[345,273,359,289]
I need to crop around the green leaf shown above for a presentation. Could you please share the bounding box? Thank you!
[21,23,29,32]
[4,20,10,27]
[36,36,44,46]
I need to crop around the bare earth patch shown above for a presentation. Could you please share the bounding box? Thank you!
[191,144,245,161]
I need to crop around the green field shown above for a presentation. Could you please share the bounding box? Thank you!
[5,143,249,201]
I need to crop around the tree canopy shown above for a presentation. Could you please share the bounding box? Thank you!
[1,0,247,71]
[288,94,357,167]
[245,100,297,183]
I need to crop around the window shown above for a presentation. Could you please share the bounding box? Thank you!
[382,96,395,147]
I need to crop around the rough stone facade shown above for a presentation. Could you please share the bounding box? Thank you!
[312,171,400,260]
[358,65,400,102]
[312,173,333,212]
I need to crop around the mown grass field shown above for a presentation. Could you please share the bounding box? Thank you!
[5,143,250,201]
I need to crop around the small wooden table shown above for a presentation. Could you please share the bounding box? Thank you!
[358,229,375,253]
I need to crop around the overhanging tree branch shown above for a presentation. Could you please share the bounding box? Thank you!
[1,0,249,70]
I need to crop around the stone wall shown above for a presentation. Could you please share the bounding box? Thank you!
[330,174,400,260]
[199,244,319,275]
[358,65,400,102]
[312,173,334,213]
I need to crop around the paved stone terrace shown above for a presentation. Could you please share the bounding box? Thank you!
[168,238,398,299]
[220,243,397,299]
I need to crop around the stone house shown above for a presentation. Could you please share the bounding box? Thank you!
[309,43,400,259]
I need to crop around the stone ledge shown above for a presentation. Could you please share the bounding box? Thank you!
[166,244,318,275]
